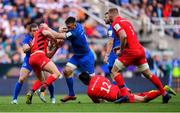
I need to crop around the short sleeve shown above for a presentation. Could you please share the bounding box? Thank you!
[113,23,123,33]
[65,31,73,39]
[108,29,116,39]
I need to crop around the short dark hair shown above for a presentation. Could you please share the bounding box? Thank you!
[108,8,119,14]
[65,17,76,25]
[29,23,38,31]
[79,72,91,85]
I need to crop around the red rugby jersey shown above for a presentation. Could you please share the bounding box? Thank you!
[87,76,119,102]
[112,16,142,49]
[31,29,48,54]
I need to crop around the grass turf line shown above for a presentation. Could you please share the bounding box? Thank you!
[0,94,180,112]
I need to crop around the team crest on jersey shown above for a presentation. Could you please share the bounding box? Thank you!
[114,24,121,31]
[108,30,113,37]
[66,32,72,38]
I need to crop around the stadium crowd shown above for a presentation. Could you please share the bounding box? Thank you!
[0,0,106,64]
[0,0,179,78]
[109,0,180,39]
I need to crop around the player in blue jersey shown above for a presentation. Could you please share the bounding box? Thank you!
[41,17,95,102]
[104,12,120,83]
[11,23,55,104]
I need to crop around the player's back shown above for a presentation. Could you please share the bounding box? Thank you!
[66,23,90,55]
[87,76,119,102]
[112,16,142,49]
[31,29,48,54]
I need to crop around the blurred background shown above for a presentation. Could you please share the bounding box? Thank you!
[0,0,179,95]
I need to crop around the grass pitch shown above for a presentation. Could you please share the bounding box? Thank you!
[0,94,180,112]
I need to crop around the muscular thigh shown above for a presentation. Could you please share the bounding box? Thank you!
[79,52,95,74]
[19,67,31,81]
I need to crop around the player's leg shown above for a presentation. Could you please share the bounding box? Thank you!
[41,60,62,91]
[44,72,56,103]
[111,59,126,88]
[135,49,171,103]
[37,72,55,104]
[26,70,44,104]
[60,56,78,102]
[108,66,116,84]
[12,67,31,104]
[138,62,171,103]
[135,85,176,102]
[48,83,55,103]
[107,54,116,84]
[79,51,95,76]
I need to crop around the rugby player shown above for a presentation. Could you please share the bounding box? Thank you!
[40,17,95,102]
[26,24,62,104]
[79,72,176,103]
[108,8,171,103]
[11,23,55,104]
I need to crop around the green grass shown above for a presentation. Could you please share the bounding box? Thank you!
[0,94,180,112]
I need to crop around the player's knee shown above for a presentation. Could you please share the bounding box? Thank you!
[63,67,73,77]
[112,59,124,73]
[142,69,153,79]
[55,71,61,78]
[18,77,25,83]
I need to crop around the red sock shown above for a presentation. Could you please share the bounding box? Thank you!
[32,80,42,91]
[120,87,129,97]
[45,75,56,86]
[128,94,135,103]
[146,90,161,101]
[149,74,166,96]
[114,73,125,88]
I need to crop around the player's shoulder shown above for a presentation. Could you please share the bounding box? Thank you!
[24,34,32,40]
[108,25,113,31]
[76,22,82,27]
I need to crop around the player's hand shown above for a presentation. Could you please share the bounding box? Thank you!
[113,46,121,56]
[104,55,109,64]
[40,23,49,30]
[56,39,64,48]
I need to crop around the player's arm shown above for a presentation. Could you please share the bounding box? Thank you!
[22,44,31,53]
[117,30,127,52]
[104,38,114,64]
[113,23,127,52]
[46,46,59,59]
[22,36,31,53]
[42,30,56,39]
[41,23,66,39]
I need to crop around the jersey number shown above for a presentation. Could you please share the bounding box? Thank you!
[100,82,111,94]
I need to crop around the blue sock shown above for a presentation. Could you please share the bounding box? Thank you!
[124,83,128,88]
[48,83,55,98]
[112,81,116,85]
[66,77,75,96]
[13,82,23,100]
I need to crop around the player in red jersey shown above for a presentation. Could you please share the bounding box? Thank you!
[79,72,176,103]
[26,24,62,104]
[107,8,171,103]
